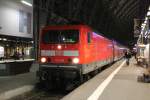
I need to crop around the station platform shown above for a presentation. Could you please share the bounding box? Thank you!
[62,58,150,100]
[0,59,34,76]
[0,63,38,100]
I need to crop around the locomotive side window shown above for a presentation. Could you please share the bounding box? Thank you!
[42,30,79,44]
[88,32,91,43]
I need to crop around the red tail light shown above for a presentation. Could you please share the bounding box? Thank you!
[41,57,47,63]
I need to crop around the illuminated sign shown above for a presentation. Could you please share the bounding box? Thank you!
[0,46,4,57]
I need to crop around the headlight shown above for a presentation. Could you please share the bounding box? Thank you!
[57,45,62,50]
[41,57,47,63]
[73,58,79,64]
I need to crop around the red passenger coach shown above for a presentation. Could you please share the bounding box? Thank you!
[37,24,125,87]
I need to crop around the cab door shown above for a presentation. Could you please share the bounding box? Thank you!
[86,31,95,63]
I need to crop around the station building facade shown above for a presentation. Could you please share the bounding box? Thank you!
[0,0,33,60]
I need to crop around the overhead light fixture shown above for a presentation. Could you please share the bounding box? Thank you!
[144,20,147,24]
[147,11,150,16]
[21,0,32,7]
[149,6,150,11]
[142,23,146,26]
[145,17,148,21]
[3,38,7,41]
[138,44,146,48]
[141,26,145,32]
[141,25,144,28]
[144,31,148,35]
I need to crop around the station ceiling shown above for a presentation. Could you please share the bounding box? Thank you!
[34,0,150,47]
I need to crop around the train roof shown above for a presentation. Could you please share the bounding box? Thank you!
[42,24,91,30]
[43,24,106,37]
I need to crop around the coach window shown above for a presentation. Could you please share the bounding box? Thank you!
[87,32,91,43]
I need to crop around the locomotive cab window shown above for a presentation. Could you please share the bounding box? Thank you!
[87,32,91,43]
[42,30,79,44]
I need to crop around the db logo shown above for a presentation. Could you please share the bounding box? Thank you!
[55,50,63,56]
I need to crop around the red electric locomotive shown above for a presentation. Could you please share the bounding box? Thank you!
[37,24,125,87]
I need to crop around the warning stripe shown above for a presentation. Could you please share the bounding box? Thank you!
[41,50,79,56]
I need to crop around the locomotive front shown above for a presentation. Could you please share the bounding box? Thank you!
[37,26,83,86]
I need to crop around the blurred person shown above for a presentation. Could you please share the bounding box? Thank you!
[124,50,131,65]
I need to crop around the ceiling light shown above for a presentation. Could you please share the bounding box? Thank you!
[144,31,148,35]
[3,38,7,41]
[145,17,148,21]
[144,20,147,24]
[147,11,150,16]
[141,25,144,28]
[142,23,146,26]
[141,26,145,32]
[21,0,32,7]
